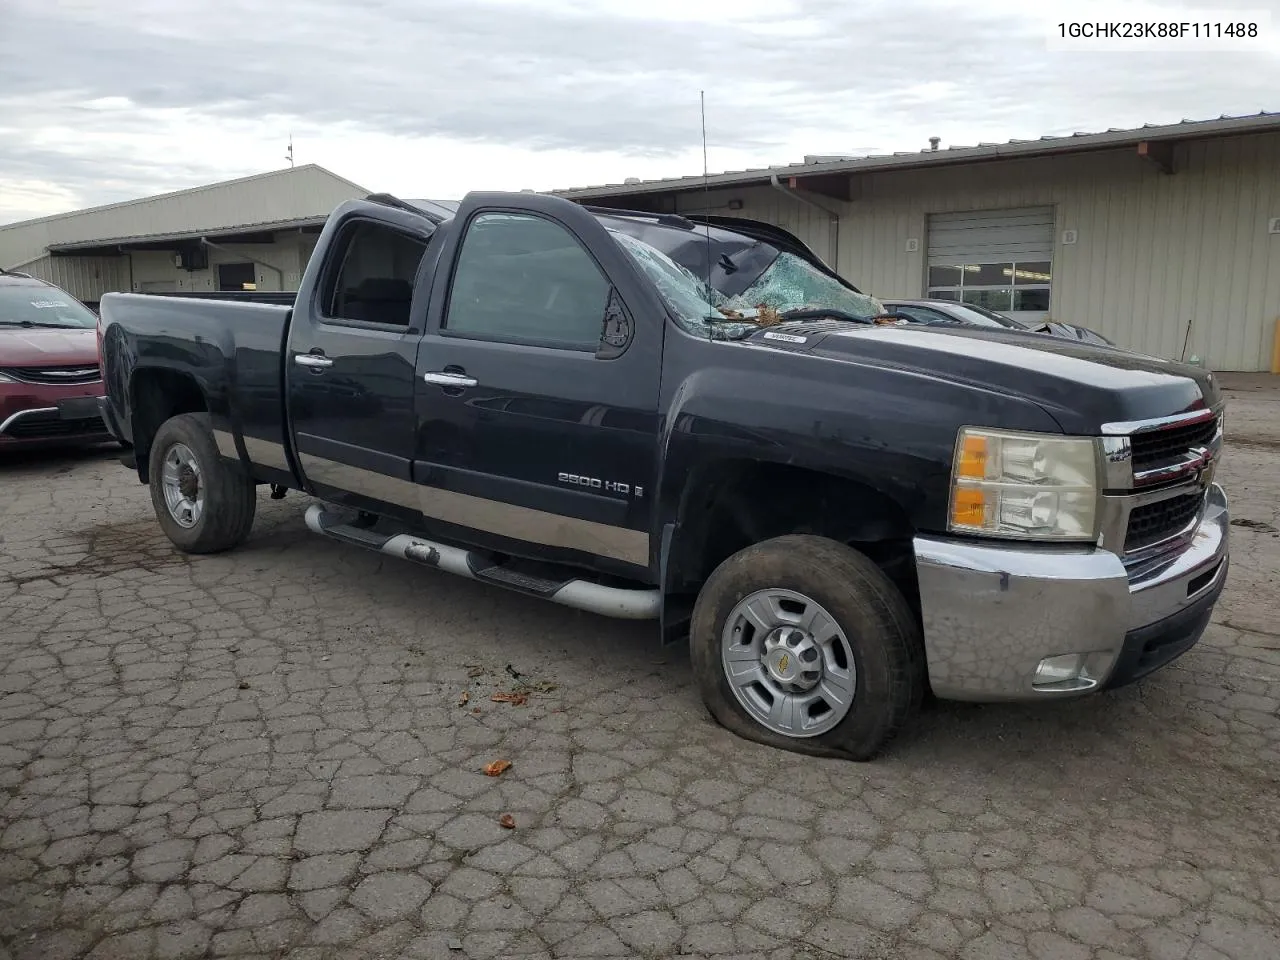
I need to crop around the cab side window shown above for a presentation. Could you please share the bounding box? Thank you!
[322,221,427,327]
[444,212,610,351]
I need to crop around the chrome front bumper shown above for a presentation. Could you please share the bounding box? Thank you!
[913,483,1229,701]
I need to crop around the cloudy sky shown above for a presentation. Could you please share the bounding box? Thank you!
[1,0,1278,223]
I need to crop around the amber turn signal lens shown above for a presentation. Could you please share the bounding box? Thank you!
[956,434,988,479]
[951,487,987,527]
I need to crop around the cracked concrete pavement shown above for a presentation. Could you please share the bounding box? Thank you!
[1,378,1278,960]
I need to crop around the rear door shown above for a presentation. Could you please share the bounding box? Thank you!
[285,206,436,521]
[412,193,667,578]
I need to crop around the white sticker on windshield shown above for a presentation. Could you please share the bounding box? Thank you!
[762,331,807,344]
[30,300,70,309]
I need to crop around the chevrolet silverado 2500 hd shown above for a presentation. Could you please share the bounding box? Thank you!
[96,191,1229,759]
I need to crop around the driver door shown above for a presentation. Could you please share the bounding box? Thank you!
[410,193,668,578]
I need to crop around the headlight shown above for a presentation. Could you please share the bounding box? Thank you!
[949,427,1100,541]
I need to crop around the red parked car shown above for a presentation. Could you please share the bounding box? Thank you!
[0,270,112,450]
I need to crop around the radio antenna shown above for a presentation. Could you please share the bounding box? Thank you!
[701,90,713,339]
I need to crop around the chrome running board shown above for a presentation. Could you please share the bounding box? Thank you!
[304,504,661,620]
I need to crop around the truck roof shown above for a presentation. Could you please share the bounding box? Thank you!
[387,195,858,298]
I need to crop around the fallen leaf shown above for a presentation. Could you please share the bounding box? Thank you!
[755,304,783,326]
[484,759,512,777]
[466,664,485,678]
[499,813,516,829]
[457,691,470,706]
[490,691,529,706]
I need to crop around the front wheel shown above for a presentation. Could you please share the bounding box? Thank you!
[148,413,256,554]
[689,535,924,761]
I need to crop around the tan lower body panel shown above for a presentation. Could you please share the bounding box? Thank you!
[298,452,649,567]
[211,430,291,472]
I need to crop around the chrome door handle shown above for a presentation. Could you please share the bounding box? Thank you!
[294,354,333,369]
[423,371,478,388]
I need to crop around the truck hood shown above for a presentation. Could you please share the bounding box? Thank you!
[0,327,99,366]
[759,322,1219,434]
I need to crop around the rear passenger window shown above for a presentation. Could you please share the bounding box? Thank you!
[322,221,427,327]
[444,213,610,351]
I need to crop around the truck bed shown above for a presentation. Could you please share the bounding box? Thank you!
[98,292,298,485]
[137,290,298,306]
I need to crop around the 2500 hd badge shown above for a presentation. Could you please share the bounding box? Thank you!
[558,472,644,497]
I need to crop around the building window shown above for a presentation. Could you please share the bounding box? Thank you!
[927,261,1051,314]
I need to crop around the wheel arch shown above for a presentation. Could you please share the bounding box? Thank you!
[662,458,921,618]
[128,367,210,483]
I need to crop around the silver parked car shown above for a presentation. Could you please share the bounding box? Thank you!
[881,297,1114,346]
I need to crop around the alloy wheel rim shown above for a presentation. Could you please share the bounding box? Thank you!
[160,442,204,529]
[720,587,857,738]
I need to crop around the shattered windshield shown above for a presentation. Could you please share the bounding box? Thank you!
[609,229,884,340]
[608,229,726,322]
[730,253,883,320]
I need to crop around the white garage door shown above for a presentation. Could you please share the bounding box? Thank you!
[926,207,1055,321]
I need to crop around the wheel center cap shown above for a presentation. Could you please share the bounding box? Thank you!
[761,626,822,691]
[766,646,800,682]
[178,467,199,500]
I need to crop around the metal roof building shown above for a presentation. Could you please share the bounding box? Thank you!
[556,113,1280,371]
[0,165,368,306]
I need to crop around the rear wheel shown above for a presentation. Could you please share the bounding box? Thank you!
[690,534,923,761]
[148,413,256,554]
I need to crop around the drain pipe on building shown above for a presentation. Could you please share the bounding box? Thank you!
[769,173,842,273]
[200,237,285,290]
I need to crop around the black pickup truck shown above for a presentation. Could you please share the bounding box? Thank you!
[96,191,1229,760]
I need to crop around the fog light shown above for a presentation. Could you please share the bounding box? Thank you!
[1033,654,1086,686]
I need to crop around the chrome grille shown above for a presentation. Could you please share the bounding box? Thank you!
[0,364,102,385]
[1130,415,1218,468]
[1125,493,1203,552]
[1099,407,1222,563]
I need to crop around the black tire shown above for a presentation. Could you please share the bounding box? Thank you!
[148,413,256,554]
[689,534,924,761]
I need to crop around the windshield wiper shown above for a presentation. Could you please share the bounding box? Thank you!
[781,308,874,325]
[0,320,78,329]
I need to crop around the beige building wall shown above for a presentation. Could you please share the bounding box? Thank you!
[16,234,311,301]
[15,255,130,304]
[128,233,313,294]
[0,164,365,303]
[0,166,363,265]
[666,132,1280,371]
